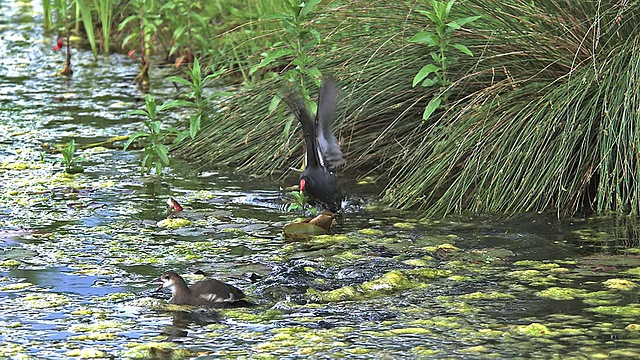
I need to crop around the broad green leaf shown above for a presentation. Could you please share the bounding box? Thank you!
[452,43,473,56]
[454,15,481,26]
[190,115,201,138]
[166,76,192,86]
[155,144,170,165]
[413,64,441,87]
[409,31,437,47]
[300,0,322,19]
[421,77,440,87]
[423,96,442,121]
[123,131,150,150]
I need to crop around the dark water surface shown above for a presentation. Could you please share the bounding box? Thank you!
[2,1,640,359]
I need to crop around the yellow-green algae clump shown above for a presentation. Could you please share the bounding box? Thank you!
[122,342,192,359]
[536,287,587,300]
[308,270,425,302]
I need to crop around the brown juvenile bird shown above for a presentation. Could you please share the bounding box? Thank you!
[154,271,245,306]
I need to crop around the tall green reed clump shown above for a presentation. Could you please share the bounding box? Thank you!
[173,0,640,217]
[385,0,640,216]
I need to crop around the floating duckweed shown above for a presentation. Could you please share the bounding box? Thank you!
[69,332,117,341]
[623,267,640,276]
[70,320,126,332]
[303,266,315,272]
[122,342,191,359]
[393,222,416,229]
[460,345,490,354]
[358,228,384,236]
[412,346,440,356]
[513,323,554,336]
[536,287,587,300]
[95,292,136,302]
[459,291,515,300]
[344,347,373,354]
[406,268,451,280]
[589,305,640,317]
[388,327,431,335]
[22,293,70,309]
[156,217,192,229]
[424,243,460,253]
[603,278,636,290]
[0,342,26,356]
[0,282,33,291]
[403,258,433,267]
[0,259,20,267]
[1,162,32,170]
[332,251,363,261]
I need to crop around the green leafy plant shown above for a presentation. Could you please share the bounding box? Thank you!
[410,0,480,120]
[60,139,84,174]
[118,0,159,87]
[251,0,324,95]
[124,95,182,176]
[285,190,316,214]
[167,58,229,138]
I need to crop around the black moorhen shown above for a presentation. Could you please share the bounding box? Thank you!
[154,271,245,306]
[283,79,344,212]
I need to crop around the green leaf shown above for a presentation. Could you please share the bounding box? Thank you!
[155,144,170,165]
[454,15,481,26]
[269,94,281,114]
[190,115,201,138]
[421,77,440,87]
[123,131,150,150]
[413,64,441,87]
[299,0,322,19]
[452,43,473,56]
[158,100,185,112]
[423,96,442,121]
[166,76,192,86]
[409,31,437,47]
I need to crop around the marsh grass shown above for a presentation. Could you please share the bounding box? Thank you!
[173,0,640,217]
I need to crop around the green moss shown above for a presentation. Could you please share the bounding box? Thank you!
[21,293,70,309]
[358,228,384,236]
[387,327,431,335]
[603,278,636,290]
[459,291,515,300]
[0,282,33,291]
[512,323,554,336]
[589,305,640,317]
[0,259,20,267]
[626,324,640,331]
[536,287,587,300]
[122,342,191,359]
[393,222,416,229]
[403,258,434,267]
[156,217,192,229]
[623,267,640,276]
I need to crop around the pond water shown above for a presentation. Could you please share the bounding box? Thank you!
[2,1,640,359]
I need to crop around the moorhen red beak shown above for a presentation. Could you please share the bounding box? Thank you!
[154,271,246,306]
[284,79,344,212]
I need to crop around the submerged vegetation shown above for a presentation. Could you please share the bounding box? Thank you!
[43,0,640,217]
